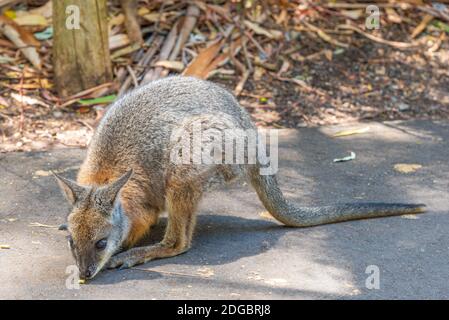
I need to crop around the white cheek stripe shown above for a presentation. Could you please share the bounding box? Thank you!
[92,200,131,278]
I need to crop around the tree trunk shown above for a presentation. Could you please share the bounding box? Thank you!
[53,0,112,97]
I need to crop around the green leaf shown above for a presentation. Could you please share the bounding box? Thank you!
[432,20,449,33]
[79,95,117,106]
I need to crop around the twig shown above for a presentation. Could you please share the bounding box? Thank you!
[29,222,59,229]
[411,14,434,38]
[119,35,164,96]
[338,24,418,49]
[77,120,94,132]
[273,74,327,96]
[126,65,138,88]
[234,69,250,96]
[142,20,179,83]
[418,5,449,23]
[169,4,200,61]
[324,3,405,9]
[244,30,268,58]
[60,82,114,102]
[302,21,349,48]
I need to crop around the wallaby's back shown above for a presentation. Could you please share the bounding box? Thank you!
[82,76,253,176]
[78,76,425,229]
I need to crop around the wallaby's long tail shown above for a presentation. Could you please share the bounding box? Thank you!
[249,168,426,227]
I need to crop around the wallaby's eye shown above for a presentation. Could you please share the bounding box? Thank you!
[95,238,107,250]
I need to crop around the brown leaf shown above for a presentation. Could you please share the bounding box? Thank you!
[183,39,224,79]
[0,15,41,69]
[394,164,422,173]
[244,20,282,40]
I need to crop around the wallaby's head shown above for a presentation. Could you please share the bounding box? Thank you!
[53,170,133,280]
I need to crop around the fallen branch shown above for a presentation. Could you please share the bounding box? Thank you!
[169,4,200,61]
[142,20,179,83]
[338,24,418,49]
[118,35,164,96]
[273,74,327,96]
[418,5,449,23]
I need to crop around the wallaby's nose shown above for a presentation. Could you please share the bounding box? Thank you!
[81,265,96,279]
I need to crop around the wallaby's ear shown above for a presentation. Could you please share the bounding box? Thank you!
[52,171,85,205]
[98,170,133,206]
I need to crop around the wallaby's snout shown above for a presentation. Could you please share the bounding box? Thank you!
[79,262,97,280]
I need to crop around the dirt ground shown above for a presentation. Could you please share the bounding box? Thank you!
[2,121,449,299]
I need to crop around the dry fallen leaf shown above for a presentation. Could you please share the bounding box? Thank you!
[29,222,59,229]
[386,8,402,24]
[33,165,79,178]
[394,164,422,173]
[341,9,363,20]
[333,127,370,137]
[14,14,48,27]
[109,14,125,28]
[196,267,214,278]
[401,214,419,220]
[153,60,184,72]
[244,20,282,40]
[411,14,433,38]
[34,170,52,177]
[183,39,224,79]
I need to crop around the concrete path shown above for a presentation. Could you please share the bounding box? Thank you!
[1,120,448,299]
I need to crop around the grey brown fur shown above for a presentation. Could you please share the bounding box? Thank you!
[54,76,425,280]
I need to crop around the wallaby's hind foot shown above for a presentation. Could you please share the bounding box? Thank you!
[107,242,190,270]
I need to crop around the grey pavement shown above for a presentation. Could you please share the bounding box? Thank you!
[0,120,448,299]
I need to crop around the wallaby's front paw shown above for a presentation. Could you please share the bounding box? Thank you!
[107,252,143,270]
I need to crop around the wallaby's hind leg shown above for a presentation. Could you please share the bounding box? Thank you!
[107,183,200,269]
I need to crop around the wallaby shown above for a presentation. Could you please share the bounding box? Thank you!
[54,76,425,280]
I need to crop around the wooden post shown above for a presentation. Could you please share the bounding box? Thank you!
[53,0,112,97]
